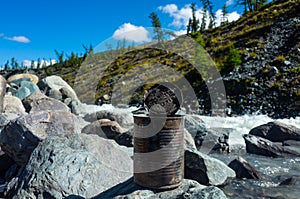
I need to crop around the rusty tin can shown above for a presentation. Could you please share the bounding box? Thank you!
[133,114,184,190]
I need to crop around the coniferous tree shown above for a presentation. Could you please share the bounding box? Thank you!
[221,3,229,25]
[4,60,9,70]
[31,60,35,69]
[11,57,15,69]
[187,18,192,34]
[149,12,164,43]
[190,3,200,33]
[200,0,215,29]
[200,4,207,32]
[37,58,41,70]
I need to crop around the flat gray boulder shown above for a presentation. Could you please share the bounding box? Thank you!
[6,134,133,199]
[95,178,227,199]
[0,111,87,165]
[184,148,236,186]
[22,92,70,113]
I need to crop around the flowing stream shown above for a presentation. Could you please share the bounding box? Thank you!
[199,115,300,199]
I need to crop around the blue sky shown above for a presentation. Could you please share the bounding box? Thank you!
[0,0,243,67]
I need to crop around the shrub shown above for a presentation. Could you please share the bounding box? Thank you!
[224,45,242,70]
[275,55,286,63]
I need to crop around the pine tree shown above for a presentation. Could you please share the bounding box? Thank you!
[200,4,207,32]
[149,12,164,43]
[31,60,35,69]
[190,3,200,33]
[200,0,215,29]
[221,3,229,25]
[187,18,192,34]
[4,60,9,70]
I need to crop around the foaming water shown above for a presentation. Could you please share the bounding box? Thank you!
[201,114,300,199]
[199,114,300,134]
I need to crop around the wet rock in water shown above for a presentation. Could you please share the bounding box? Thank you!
[249,121,300,142]
[0,75,6,113]
[228,156,263,179]
[279,177,297,186]
[184,148,236,186]
[144,83,182,115]
[22,92,70,113]
[83,108,134,130]
[7,74,39,84]
[38,75,78,100]
[243,134,300,157]
[6,134,133,199]
[282,140,300,147]
[95,178,227,199]
[115,129,133,147]
[81,119,125,139]
[0,111,87,165]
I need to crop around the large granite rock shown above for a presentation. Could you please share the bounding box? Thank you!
[228,156,263,179]
[81,119,125,139]
[95,178,227,199]
[184,148,236,186]
[83,107,134,130]
[243,134,300,157]
[249,121,300,142]
[0,111,88,165]
[11,80,40,100]
[6,134,133,199]
[38,75,78,100]
[3,95,26,116]
[22,92,70,113]
[0,75,6,113]
[7,74,39,84]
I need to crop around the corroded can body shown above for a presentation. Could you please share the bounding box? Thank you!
[133,114,184,190]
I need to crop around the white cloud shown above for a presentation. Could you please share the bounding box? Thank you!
[159,4,195,29]
[158,4,240,30]
[158,4,178,13]
[174,30,187,36]
[113,23,151,43]
[226,0,234,6]
[215,9,240,26]
[22,59,57,68]
[4,35,30,43]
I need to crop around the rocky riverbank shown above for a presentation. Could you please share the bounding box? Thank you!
[0,73,299,198]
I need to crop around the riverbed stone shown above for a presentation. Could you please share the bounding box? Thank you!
[6,134,133,199]
[38,75,78,100]
[228,156,263,179]
[95,178,227,199]
[249,121,300,142]
[243,134,300,157]
[83,108,134,130]
[0,111,88,165]
[184,148,236,186]
[81,119,125,139]
[22,92,70,113]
